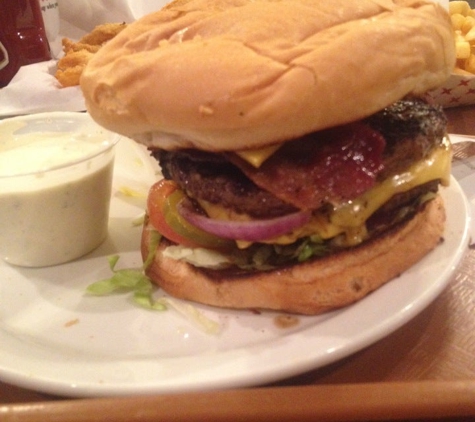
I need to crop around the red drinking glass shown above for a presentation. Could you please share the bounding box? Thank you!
[0,0,51,87]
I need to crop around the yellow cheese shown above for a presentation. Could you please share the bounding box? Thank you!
[199,138,452,248]
[235,144,282,168]
[330,136,451,229]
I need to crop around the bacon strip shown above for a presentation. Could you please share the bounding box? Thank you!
[228,123,386,210]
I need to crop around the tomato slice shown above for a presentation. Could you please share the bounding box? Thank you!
[147,179,232,250]
[147,180,191,245]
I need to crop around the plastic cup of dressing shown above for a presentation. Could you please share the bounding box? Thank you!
[0,112,119,267]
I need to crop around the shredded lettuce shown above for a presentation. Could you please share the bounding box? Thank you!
[226,236,329,271]
[157,297,221,335]
[118,186,147,198]
[161,234,329,272]
[163,245,230,269]
[86,254,167,311]
[296,236,328,262]
[86,231,221,334]
[132,212,146,227]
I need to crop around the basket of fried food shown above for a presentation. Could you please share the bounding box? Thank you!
[428,1,475,107]
[55,23,127,88]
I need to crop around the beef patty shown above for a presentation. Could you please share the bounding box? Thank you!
[155,98,447,219]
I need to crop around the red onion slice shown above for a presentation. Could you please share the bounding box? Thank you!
[177,200,312,242]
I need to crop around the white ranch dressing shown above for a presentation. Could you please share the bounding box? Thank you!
[0,113,118,267]
[0,128,110,176]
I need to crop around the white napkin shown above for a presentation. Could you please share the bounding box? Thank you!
[0,60,84,116]
[0,0,168,118]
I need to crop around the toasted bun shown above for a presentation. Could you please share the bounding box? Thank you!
[141,196,445,315]
[81,0,454,152]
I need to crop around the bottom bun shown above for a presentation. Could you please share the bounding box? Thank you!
[141,195,446,315]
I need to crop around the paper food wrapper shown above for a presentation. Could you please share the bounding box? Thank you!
[427,73,475,108]
[0,0,168,118]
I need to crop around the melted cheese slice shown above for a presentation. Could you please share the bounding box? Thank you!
[200,138,452,248]
[331,137,452,227]
[235,144,282,168]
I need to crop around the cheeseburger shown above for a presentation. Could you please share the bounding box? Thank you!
[80,0,456,315]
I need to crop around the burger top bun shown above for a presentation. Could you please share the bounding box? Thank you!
[80,0,455,152]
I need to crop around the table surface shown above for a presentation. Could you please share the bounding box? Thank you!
[1,105,474,413]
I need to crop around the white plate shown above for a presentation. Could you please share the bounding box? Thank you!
[0,136,471,398]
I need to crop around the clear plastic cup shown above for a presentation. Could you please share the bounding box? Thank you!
[0,112,119,267]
